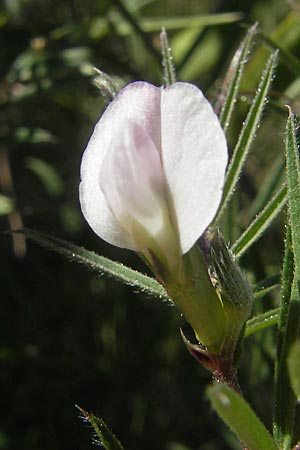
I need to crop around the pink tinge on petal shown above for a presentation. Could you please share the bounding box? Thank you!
[79,82,162,251]
[99,120,171,241]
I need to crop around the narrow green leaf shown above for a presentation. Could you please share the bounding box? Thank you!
[215,50,278,225]
[275,281,300,450]
[111,12,244,34]
[220,193,240,244]
[231,184,287,258]
[293,413,300,450]
[273,225,293,445]
[286,108,300,277]
[253,274,280,300]
[245,308,280,337]
[207,383,278,450]
[77,406,124,450]
[287,340,300,399]
[273,109,300,449]
[17,229,170,302]
[141,12,244,30]
[160,28,176,86]
[278,226,294,332]
[218,23,257,132]
[178,25,224,76]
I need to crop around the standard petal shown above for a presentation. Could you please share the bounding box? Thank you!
[161,82,228,254]
[79,82,161,250]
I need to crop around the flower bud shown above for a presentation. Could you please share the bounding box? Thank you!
[210,231,253,357]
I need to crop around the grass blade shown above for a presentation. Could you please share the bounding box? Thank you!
[77,406,124,450]
[273,225,293,446]
[111,12,244,35]
[287,341,300,400]
[17,228,169,302]
[140,12,244,31]
[207,383,278,450]
[273,109,300,449]
[274,280,300,450]
[231,184,287,258]
[253,274,280,300]
[285,108,300,276]
[218,23,257,132]
[278,226,294,335]
[245,308,280,337]
[290,353,300,448]
[215,50,278,225]
[160,28,176,86]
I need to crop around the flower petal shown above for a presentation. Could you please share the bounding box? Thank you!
[161,82,228,254]
[99,120,169,241]
[79,82,161,250]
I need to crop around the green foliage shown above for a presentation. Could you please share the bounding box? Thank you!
[231,184,287,259]
[273,108,300,450]
[160,28,176,86]
[218,23,257,133]
[215,50,278,225]
[137,12,244,31]
[285,109,300,282]
[245,308,280,338]
[287,340,300,400]
[207,383,278,450]
[77,406,124,450]
[253,274,280,300]
[20,229,169,301]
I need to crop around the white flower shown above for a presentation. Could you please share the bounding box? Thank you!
[80,81,227,270]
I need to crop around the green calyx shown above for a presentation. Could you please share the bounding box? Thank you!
[210,231,253,358]
[153,231,253,359]
[162,244,228,354]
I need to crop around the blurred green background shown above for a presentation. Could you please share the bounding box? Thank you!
[1,1,300,449]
